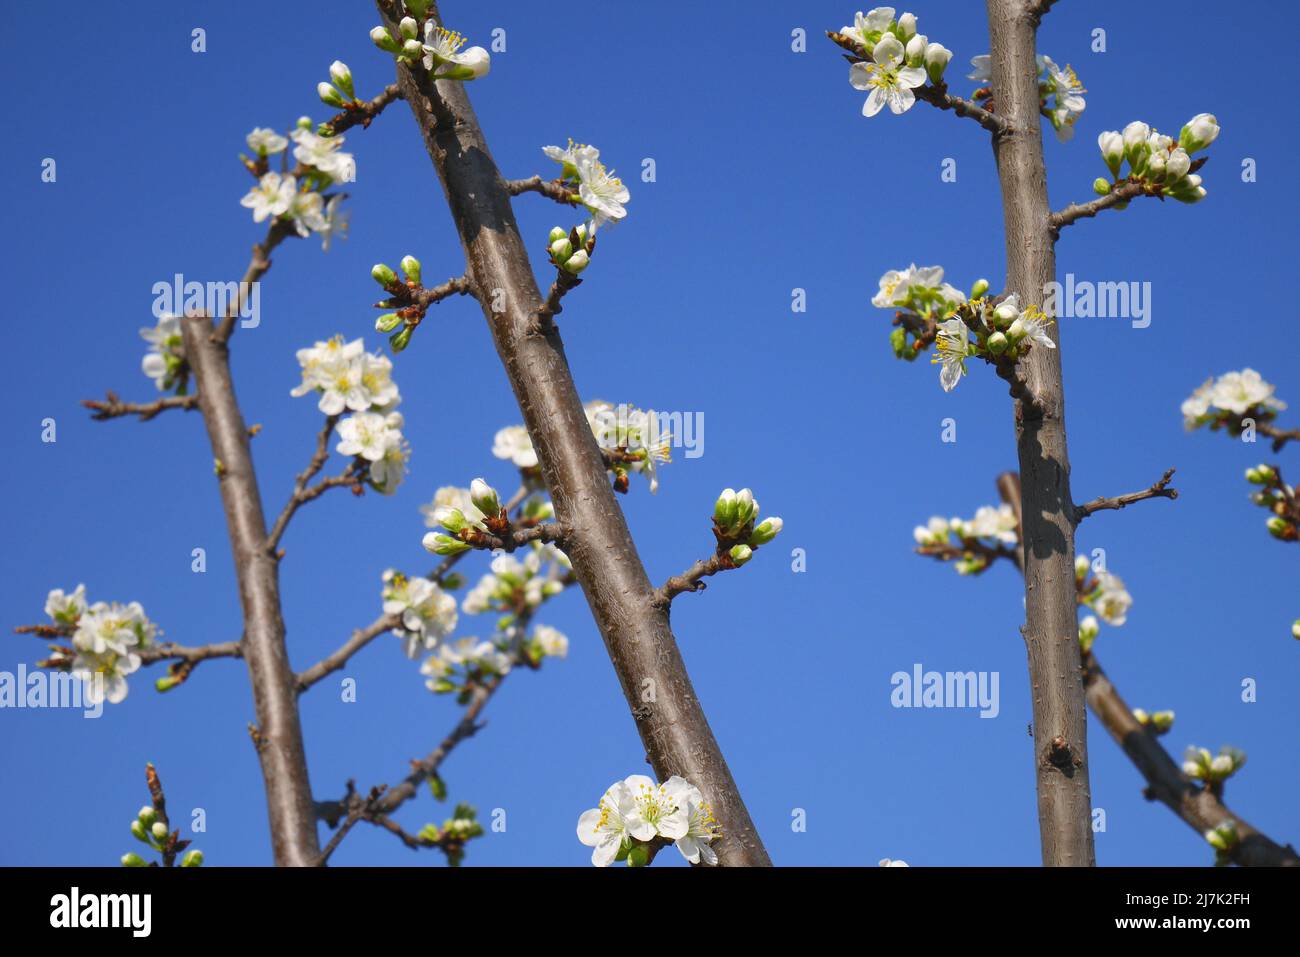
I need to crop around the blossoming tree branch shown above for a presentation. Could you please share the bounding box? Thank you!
[16,0,786,868]
[828,3,1222,866]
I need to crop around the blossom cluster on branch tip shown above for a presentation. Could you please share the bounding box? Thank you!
[291,335,408,493]
[1132,708,1176,735]
[316,60,360,111]
[546,223,593,277]
[36,586,156,704]
[543,140,630,232]
[494,400,670,494]
[577,775,719,866]
[1094,115,1218,203]
[381,570,458,658]
[913,504,1016,575]
[968,53,1085,141]
[1183,746,1247,785]
[937,293,1056,392]
[873,265,984,361]
[139,314,186,393]
[122,803,202,868]
[416,803,485,867]
[1182,369,1285,432]
[371,8,490,81]
[239,119,352,248]
[833,8,951,117]
[1245,464,1299,543]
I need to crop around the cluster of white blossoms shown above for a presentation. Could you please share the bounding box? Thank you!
[836,8,951,117]
[713,488,783,566]
[1076,557,1132,629]
[370,9,490,82]
[1182,369,1285,431]
[913,504,1017,575]
[968,53,1085,141]
[1094,115,1218,203]
[935,293,1054,393]
[543,141,630,231]
[455,546,572,615]
[576,774,720,867]
[419,621,569,697]
[139,314,185,392]
[381,570,458,657]
[41,586,156,705]
[291,336,409,493]
[239,120,353,249]
[1183,746,1247,785]
[493,401,670,493]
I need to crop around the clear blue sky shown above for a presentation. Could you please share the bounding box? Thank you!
[1,0,1295,867]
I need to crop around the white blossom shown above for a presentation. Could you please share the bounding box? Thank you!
[291,129,355,183]
[140,314,185,391]
[246,127,288,156]
[381,570,457,657]
[240,172,295,223]
[849,33,927,117]
[932,316,970,392]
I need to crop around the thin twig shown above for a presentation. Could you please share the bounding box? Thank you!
[265,415,344,554]
[505,175,580,206]
[653,553,735,607]
[913,82,1010,136]
[320,84,404,135]
[1075,468,1178,522]
[82,391,199,422]
[213,220,296,344]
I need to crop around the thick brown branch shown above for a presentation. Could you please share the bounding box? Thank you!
[378,0,769,865]
[320,83,404,135]
[505,175,580,206]
[180,312,320,865]
[1075,468,1178,522]
[82,391,199,422]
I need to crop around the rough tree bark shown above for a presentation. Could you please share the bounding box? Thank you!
[985,0,1095,865]
[181,315,321,866]
[375,0,769,865]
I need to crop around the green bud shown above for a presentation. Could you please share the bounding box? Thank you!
[625,843,651,867]
[389,326,413,352]
[429,774,447,801]
[549,238,573,262]
[295,116,313,130]
[1266,516,1289,539]
[399,16,419,40]
[121,852,147,868]
[138,806,157,826]
[328,61,355,99]
[986,331,1009,355]
[729,544,753,566]
[151,821,169,841]
[748,517,783,547]
[131,820,151,844]
[1092,177,1111,196]
[1151,710,1175,732]
[734,488,756,527]
[424,533,471,556]
[371,262,397,287]
[400,255,422,285]
[370,26,401,54]
[1292,619,1300,641]
[714,488,738,528]
[154,675,180,693]
[970,278,990,299]
[548,226,568,243]
[1246,464,1275,484]
[181,849,204,867]
[401,38,423,59]
[318,83,347,109]
[562,248,589,275]
[470,477,500,516]
[374,313,403,333]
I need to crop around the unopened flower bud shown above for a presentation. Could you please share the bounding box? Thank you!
[1092,177,1111,196]
[131,820,151,844]
[729,544,753,566]
[714,488,738,528]
[1266,516,1289,538]
[371,262,397,287]
[735,488,756,527]
[399,254,422,285]
[1097,130,1124,176]
[389,326,413,352]
[749,517,783,547]
[992,300,1018,327]
[436,47,490,81]
[296,115,313,130]
[550,237,573,262]
[1074,555,1091,579]
[1205,826,1232,851]
[1246,464,1274,484]
[1146,149,1166,179]
[1122,121,1150,153]
[1210,755,1234,777]
[970,278,989,299]
[317,83,347,108]
[399,16,419,39]
[181,849,204,867]
[562,248,589,275]
[1078,615,1099,652]
[423,532,472,556]
[1165,148,1191,181]
[402,38,423,59]
[329,61,355,99]
[470,478,500,516]
[905,34,926,68]
[370,26,401,53]
[374,313,402,333]
[1151,710,1175,732]
[923,42,951,84]
[138,806,157,825]
[434,506,469,533]
[1179,113,1219,153]
[405,0,430,16]
[897,12,917,38]
[548,226,568,244]
[151,821,169,841]
[1291,619,1300,640]
[1132,708,1149,725]
[121,852,147,867]
[154,675,181,692]
[986,331,1009,354]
